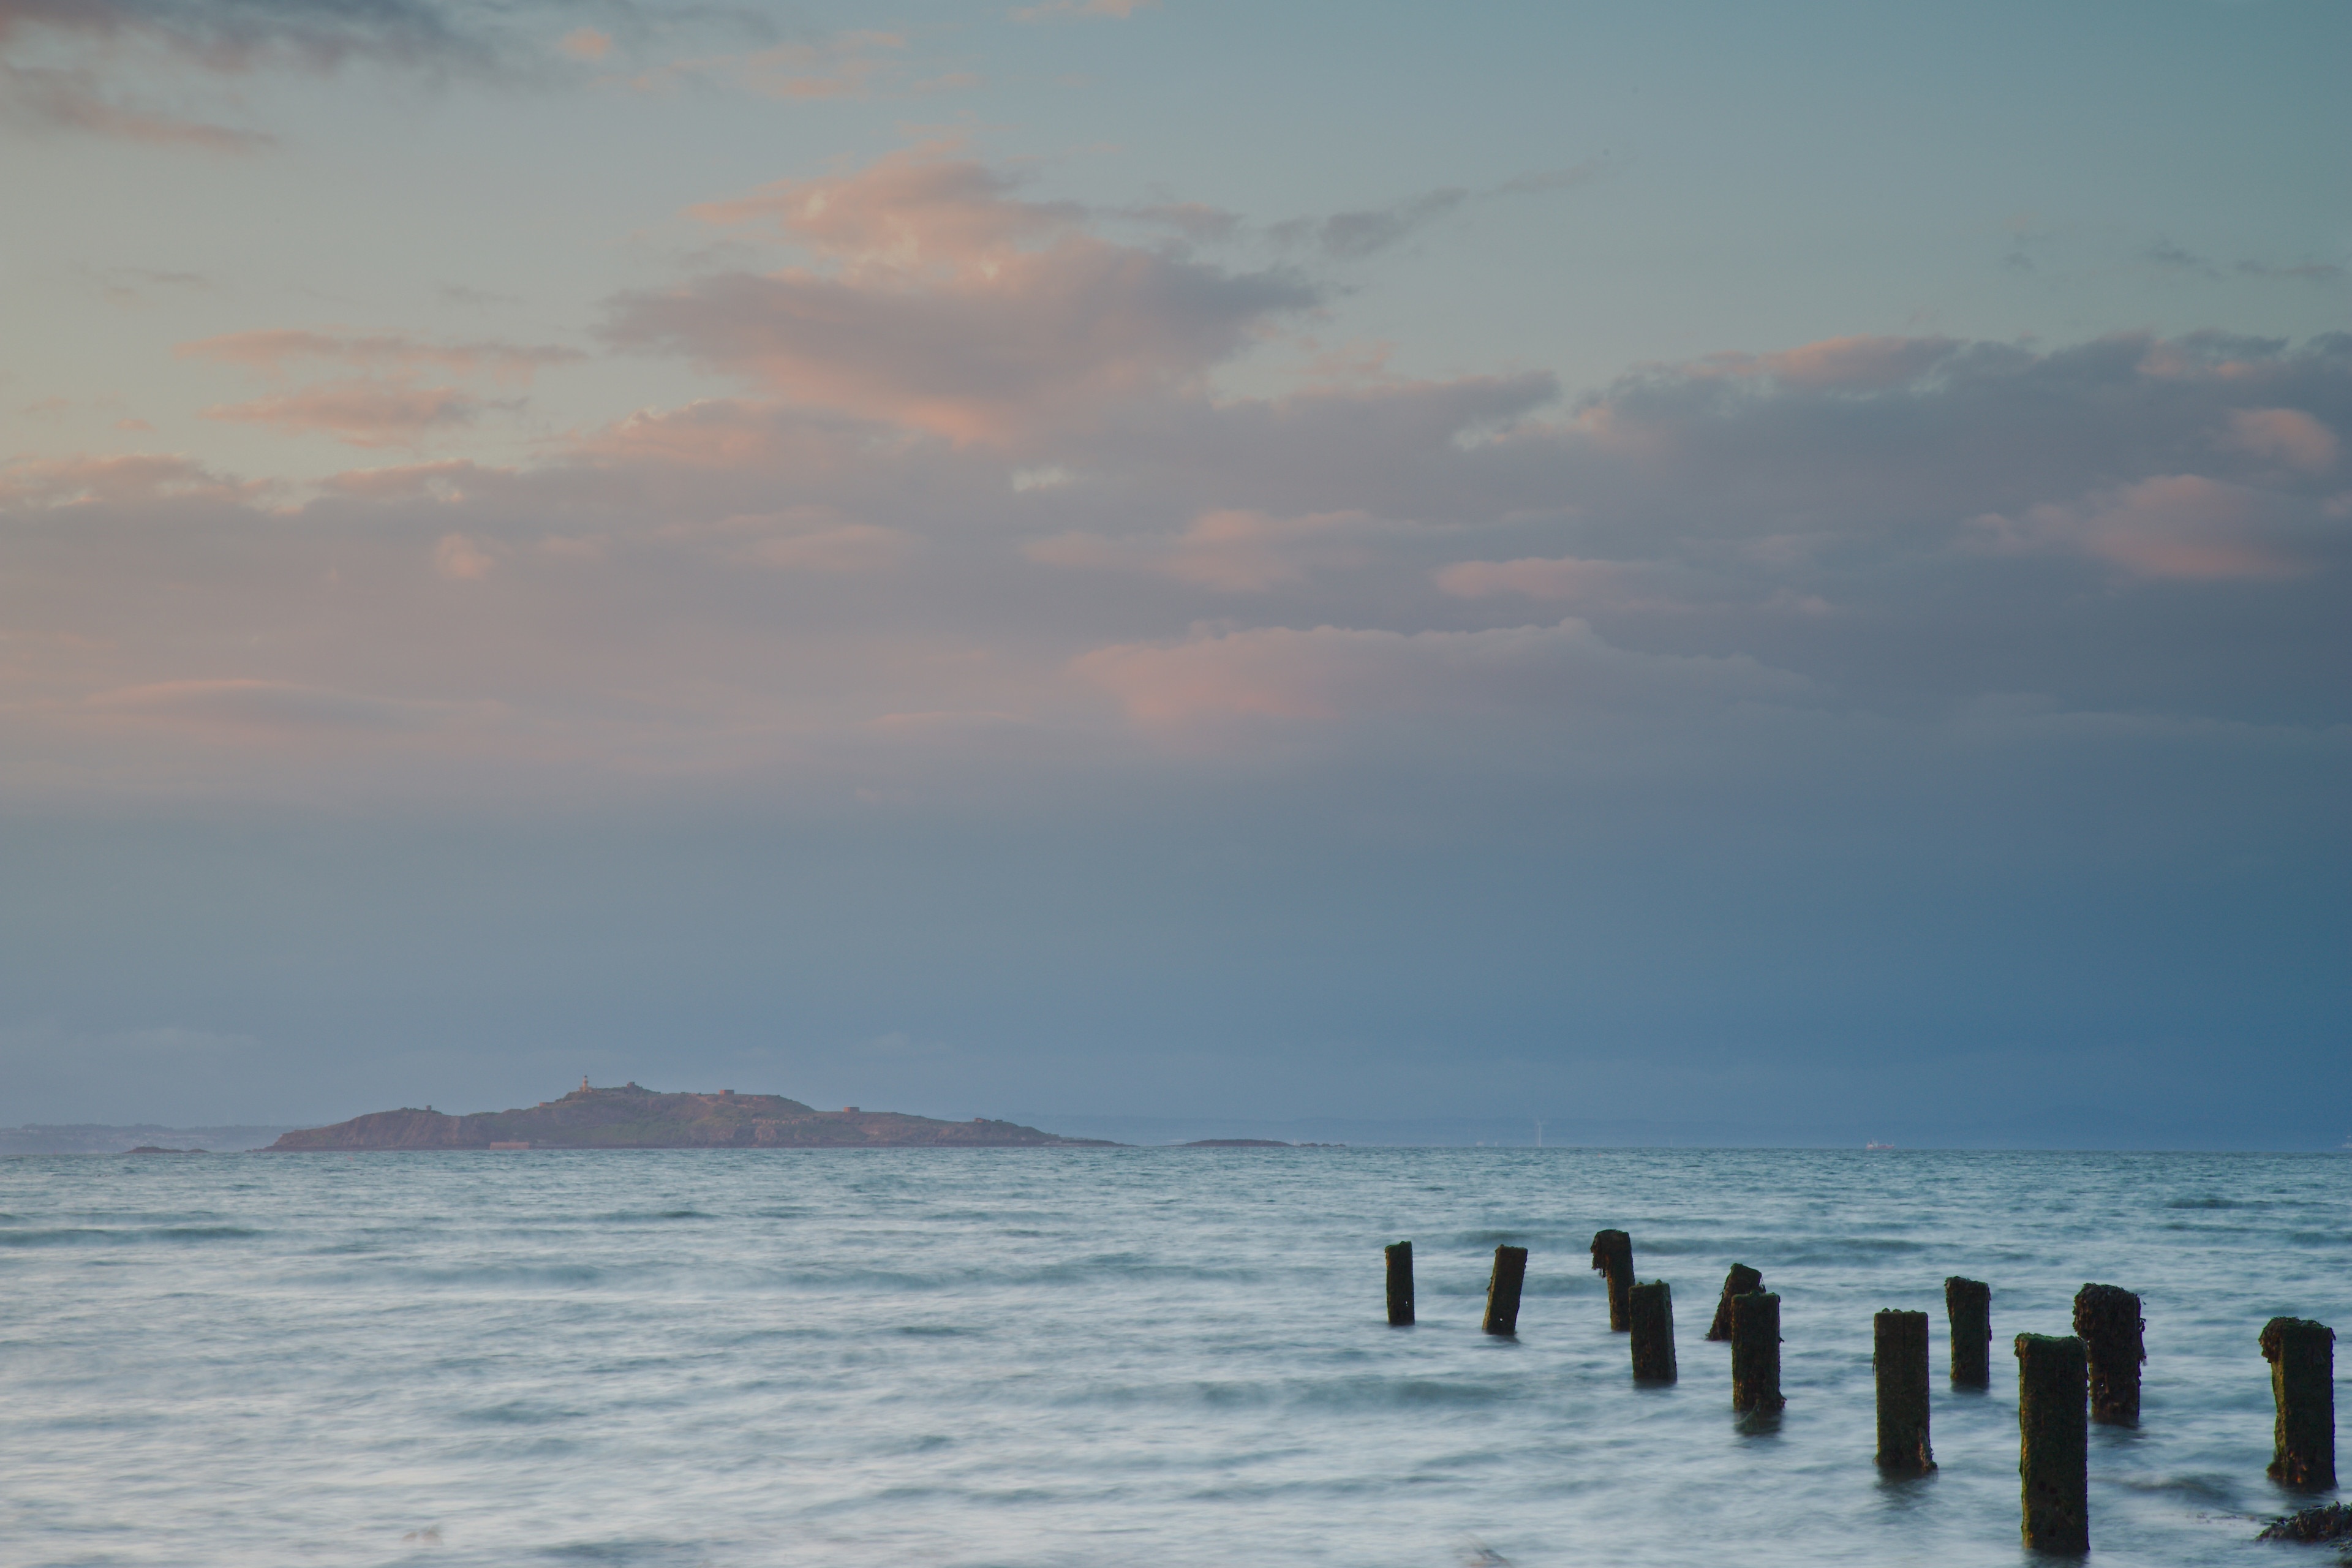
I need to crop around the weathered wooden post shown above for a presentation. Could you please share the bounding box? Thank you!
[2073,1284,2144,1425]
[1629,1281,1676,1382]
[1945,1276,1992,1386]
[1482,1244,1528,1336]
[2260,1317,2336,1490]
[1708,1264,1763,1341]
[1730,1291,1784,1413]
[1589,1229,1634,1331]
[2016,1333,2089,1554]
[1874,1310,1934,1472]
[1384,1241,1414,1327]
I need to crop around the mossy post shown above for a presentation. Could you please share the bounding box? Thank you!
[2260,1317,2335,1490]
[1590,1229,1634,1331]
[2016,1333,2089,1554]
[1384,1241,1414,1327]
[2073,1284,2145,1425]
[1730,1291,1784,1413]
[1483,1244,1528,1336]
[1708,1263,1763,1341]
[1629,1281,1676,1382]
[1945,1276,1992,1387]
[1874,1310,1935,1472]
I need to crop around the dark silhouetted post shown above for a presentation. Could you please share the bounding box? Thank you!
[2016,1333,2089,1554]
[1589,1229,1634,1331]
[1874,1310,1934,1472]
[2073,1284,2144,1425]
[2260,1317,2336,1490]
[1708,1264,1763,1341]
[1384,1241,1414,1327]
[1630,1281,1676,1382]
[1483,1245,1528,1335]
[1945,1276,1992,1386]
[1730,1292,1784,1413]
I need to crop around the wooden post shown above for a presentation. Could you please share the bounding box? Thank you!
[1384,1241,1414,1327]
[1730,1291,1784,1412]
[1707,1264,1763,1341]
[2016,1333,2089,1554]
[1945,1276,1992,1387]
[1874,1310,1934,1472]
[1482,1244,1528,1336]
[2073,1284,2144,1425]
[2260,1317,2336,1490]
[1589,1229,1634,1331]
[1629,1281,1676,1382]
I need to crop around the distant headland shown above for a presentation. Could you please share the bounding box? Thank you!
[268,1080,1116,1152]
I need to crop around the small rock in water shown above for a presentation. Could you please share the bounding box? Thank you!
[1458,1540,1512,1567]
[2257,1502,2352,1542]
[400,1526,443,1547]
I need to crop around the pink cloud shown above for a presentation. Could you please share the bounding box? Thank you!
[0,451,256,507]
[1028,509,1377,592]
[200,381,481,447]
[610,148,1315,443]
[1072,619,1803,733]
[1977,475,2307,581]
[1434,556,1627,602]
[1011,0,1156,21]
[178,330,579,385]
[1681,335,1961,391]
[2222,407,2338,474]
[558,28,611,62]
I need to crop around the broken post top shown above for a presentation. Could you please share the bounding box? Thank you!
[2073,1283,2145,1356]
[1707,1263,1764,1341]
[1589,1229,1632,1272]
[1944,1275,1991,1305]
[2261,1317,2335,1359]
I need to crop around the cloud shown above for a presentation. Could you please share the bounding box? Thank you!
[1028,509,1381,592]
[178,329,579,384]
[1974,475,2310,581]
[200,380,483,446]
[557,26,609,61]
[1434,556,1630,603]
[1010,0,1155,21]
[2222,407,2337,473]
[1071,619,1807,733]
[431,531,497,579]
[0,0,488,146]
[608,147,1317,443]
[87,679,481,735]
[624,32,946,104]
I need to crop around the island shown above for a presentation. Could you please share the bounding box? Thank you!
[268,1080,1115,1151]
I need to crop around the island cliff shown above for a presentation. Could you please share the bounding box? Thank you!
[269,1081,1114,1151]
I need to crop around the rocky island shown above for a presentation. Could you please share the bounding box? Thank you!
[268,1080,1114,1151]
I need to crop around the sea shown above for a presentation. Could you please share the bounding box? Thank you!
[2,1148,2345,1567]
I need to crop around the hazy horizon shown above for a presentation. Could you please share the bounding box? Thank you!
[2,2,2345,1149]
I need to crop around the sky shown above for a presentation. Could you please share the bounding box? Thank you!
[1,0,2346,1147]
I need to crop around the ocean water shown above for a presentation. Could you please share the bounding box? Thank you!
[1,1148,2345,1567]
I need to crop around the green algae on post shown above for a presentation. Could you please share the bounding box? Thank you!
[1944,1276,1992,1387]
[2260,1317,2336,1491]
[1629,1280,1676,1382]
[2016,1332,2089,1553]
[2073,1284,2145,1426]
[1731,1291,1784,1413]
[1873,1310,1934,1472]
[1483,1244,1528,1336]
[1384,1241,1414,1327]
[1708,1263,1762,1342]
[1589,1229,1634,1332]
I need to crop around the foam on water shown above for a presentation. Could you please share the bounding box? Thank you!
[1,1148,2345,1566]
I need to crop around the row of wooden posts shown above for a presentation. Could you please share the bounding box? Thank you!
[1380,1233,2338,1555]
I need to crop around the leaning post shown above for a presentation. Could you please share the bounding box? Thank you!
[2073,1284,2145,1425]
[1384,1241,1414,1327]
[2016,1333,2089,1554]
[1730,1291,1784,1414]
[1874,1310,1934,1472]
[1590,1229,1634,1331]
[1629,1281,1676,1382]
[1482,1245,1528,1336]
[1708,1264,1763,1341]
[1945,1276,1992,1386]
[2260,1317,2336,1490]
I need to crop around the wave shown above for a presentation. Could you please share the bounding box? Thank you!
[0,1224,262,1246]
